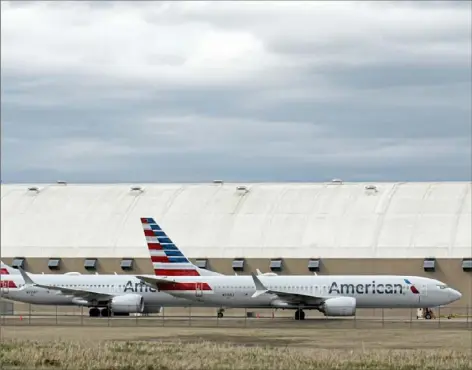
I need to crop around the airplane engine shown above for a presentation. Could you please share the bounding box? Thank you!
[110,294,145,314]
[320,297,356,316]
[142,305,162,314]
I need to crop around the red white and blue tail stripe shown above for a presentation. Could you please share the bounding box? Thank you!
[141,218,222,277]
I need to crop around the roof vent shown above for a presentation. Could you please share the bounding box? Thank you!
[423,257,436,272]
[12,257,25,269]
[47,258,61,270]
[195,259,208,269]
[213,180,224,184]
[365,184,378,194]
[27,186,39,192]
[56,180,67,185]
[130,186,144,192]
[269,258,283,272]
[232,258,245,271]
[461,258,472,272]
[120,258,134,271]
[331,178,343,184]
[236,185,249,193]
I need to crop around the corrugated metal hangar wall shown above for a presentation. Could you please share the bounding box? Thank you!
[1,181,471,306]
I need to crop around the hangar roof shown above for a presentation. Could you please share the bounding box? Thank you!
[1,182,470,259]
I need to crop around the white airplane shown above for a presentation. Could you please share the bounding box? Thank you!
[0,260,219,317]
[0,218,462,321]
[0,218,223,317]
[134,219,462,320]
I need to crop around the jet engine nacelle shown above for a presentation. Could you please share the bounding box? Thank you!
[111,294,144,314]
[320,297,356,316]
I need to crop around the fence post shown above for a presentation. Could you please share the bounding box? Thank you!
[189,306,192,327]
[28,303,31,325]
[467,305,470,328]
[438,306,441,328]
[56,305,58,325]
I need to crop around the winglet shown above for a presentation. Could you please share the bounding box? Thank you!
[251,272,268,298]
[18,267,36,286]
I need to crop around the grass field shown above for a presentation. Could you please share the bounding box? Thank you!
[1,327,471,369]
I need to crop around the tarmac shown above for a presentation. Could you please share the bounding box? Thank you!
[1,314,471,330]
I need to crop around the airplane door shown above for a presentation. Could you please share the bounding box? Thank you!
[195,283,203,298]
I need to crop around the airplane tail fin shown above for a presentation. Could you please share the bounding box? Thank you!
[1,261,21,275]
[140,217,223,277]
[0,262,20,290]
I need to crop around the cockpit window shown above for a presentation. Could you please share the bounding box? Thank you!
[437,284,448,289]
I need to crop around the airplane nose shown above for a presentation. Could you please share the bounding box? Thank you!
[449,289,462,302]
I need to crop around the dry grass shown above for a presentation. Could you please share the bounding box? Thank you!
[1,327,472,369]
[1,338,471,370]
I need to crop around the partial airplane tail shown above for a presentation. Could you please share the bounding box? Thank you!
[0,261,20,290]
[1,261,21,275]
[140,218,223,277]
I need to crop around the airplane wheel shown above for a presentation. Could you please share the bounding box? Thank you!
[425,313,432,320]
[89,307,100,317]
[100,308,111,317]
[217,312,224,319]
[295,309,305,321]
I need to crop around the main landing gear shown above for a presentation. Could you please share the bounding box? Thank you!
[294,309,305,321]
[89,307,111,317]
[217,308,225,318]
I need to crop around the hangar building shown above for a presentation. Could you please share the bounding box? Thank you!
[1,181,471,307]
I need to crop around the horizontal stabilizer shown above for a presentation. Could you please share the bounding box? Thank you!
[135,275,176,288]
[18,267,111,301]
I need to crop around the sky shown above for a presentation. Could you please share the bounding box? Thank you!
[1,1,471,183]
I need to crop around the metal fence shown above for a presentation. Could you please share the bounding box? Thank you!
[1,304,471,329]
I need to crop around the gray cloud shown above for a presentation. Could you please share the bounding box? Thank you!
[1,1,471,183]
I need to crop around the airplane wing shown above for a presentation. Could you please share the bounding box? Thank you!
[18,267,113,302]
[38,284,113,301]
[250,273,327,305]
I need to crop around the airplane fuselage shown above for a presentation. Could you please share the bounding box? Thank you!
[0,274,206,312]
[144,274,461,309]
[1,273,459,311]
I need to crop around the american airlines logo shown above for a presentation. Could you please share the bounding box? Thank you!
[327,281,425,295]
[124,281,158,293]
